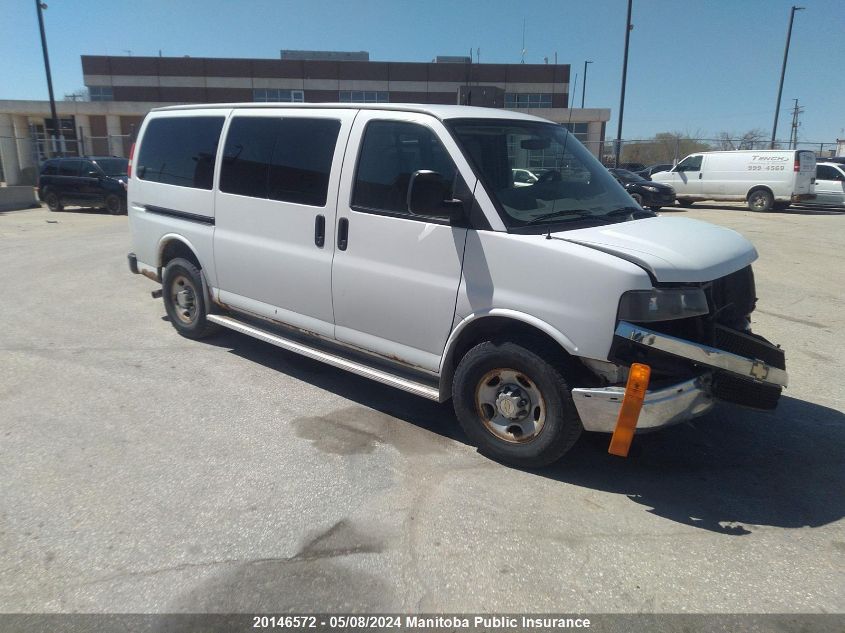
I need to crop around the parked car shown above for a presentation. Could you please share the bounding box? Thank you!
[608,168,676,211]
[802,162,845,208]
[637,163,675,180]
[618,161,646,172]
[127,103,787,467]
[38,156,128,214]
[651,150,816,211]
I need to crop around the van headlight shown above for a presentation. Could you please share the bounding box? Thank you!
[618,287,709,322]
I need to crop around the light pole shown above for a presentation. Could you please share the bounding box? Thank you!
[770,5,804,149]
[35,0,61,155]
[614,0,633,167]
[581,60,593,108]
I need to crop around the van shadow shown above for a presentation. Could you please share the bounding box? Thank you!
[204,330,844,536]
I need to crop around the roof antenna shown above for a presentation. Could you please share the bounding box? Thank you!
[520,18,526,63]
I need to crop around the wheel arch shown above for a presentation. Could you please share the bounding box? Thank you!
[157,234,204,273]
[746,184,775,200]
[438,310,581,402]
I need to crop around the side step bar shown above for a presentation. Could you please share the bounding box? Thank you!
[206,314,441,401]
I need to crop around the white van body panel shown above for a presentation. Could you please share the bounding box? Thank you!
[332,110,476,372]
[555,216,758,283]
[212,108,357,339]
[455,230,653,363]
[128,107,231,287]
[652,150,816,203]
[806,163,845,207]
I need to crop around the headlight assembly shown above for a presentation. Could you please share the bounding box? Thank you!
[618,287,709,322]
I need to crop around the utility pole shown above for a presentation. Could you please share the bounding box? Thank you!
[788,99,804,149]
[35,0,61,155]
[614,0,633,167]
[770,6,804,149]
[581,60,593,108]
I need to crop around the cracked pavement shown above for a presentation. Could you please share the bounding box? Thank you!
[0,203,843,614]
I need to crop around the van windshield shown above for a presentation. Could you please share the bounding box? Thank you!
[447,119,638,231]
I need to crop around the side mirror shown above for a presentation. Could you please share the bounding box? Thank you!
[407,170,463,221]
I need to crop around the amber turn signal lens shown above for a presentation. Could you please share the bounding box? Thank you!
[608,363,651,458]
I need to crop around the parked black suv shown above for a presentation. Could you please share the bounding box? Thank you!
[608,168,676,211]
[38,156,128,214]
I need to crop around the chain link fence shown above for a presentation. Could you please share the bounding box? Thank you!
[582,138,839,170]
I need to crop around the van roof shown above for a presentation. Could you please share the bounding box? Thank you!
[149,102,552,123]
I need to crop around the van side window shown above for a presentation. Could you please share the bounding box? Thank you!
[137,116,225,190]
[675,155,702,172]
[220,117,340,206]
[269,119,340,206]
[352,120,457,215]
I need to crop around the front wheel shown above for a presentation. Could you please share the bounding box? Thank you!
[677,198,694,207]
[649,206,661,212]
[452,341,582,468]
[104,194,125,215]
[161,258,220,339]
[631,193,644,207]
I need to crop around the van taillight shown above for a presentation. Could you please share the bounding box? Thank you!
[794,155,800,172]
[128,142,135,178]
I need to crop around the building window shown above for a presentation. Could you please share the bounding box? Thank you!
[88,86,113,102]
[563,122,589,141]
[339,91,389,103]
[253,89,304,103]
[504,93,553,109]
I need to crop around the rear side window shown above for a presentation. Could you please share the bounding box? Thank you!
[220,117,340,206]
[59,160,82,177]
[40,162,58,176]
[137,116,224,189]
[352,120,456,214]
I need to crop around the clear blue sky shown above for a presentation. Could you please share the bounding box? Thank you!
[2,0,842,144]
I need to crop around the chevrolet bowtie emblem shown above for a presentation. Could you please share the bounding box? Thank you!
[750,361,769,381]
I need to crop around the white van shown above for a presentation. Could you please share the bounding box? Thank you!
[651,149,816,211]
[127,104,787,467]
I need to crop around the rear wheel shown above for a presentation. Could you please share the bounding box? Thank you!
[452,341,582,468]
[747,188,774,212]
[161,258,220,339]
[104,194,125,215]
[45,192,62,212]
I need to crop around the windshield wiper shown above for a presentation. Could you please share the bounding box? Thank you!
[523,209,595,225]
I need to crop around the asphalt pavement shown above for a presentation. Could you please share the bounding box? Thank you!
[0,203,842,615]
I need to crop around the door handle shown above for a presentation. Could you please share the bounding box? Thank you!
[699,173,703,179]
[337,217,349,251]
[314,214,325,247]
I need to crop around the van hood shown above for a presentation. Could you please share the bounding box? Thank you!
[552,217,757,282]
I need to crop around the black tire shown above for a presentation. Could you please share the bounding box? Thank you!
[452,341,583,468]
[161,258,219,339]
[678,198,694,207]
[747,188,774,212]
[45,191,62,212]
[104,194,125,215]
[649,206,661,212]
[631,193,644,207]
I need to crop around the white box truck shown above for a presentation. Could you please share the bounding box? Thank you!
[651,149,816,211]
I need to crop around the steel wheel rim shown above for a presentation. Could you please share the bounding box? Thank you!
[170,274,198,324]
[750,192,768,210]
[474,368,546,444]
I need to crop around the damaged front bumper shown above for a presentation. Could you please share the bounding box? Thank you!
[572,321,788,433]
